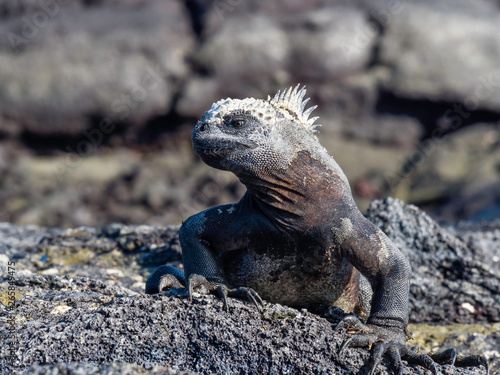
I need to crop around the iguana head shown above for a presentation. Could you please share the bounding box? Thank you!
[192,85,321,176]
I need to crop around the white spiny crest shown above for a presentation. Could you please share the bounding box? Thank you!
[268,84,321,133]
[203,84,320,133]
[205,97,277,124]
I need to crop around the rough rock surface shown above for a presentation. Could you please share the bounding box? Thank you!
[1,279,351,374]
[20,362,191,375]
[1,199,499,374]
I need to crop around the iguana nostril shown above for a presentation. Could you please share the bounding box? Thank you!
[200,123,207,132]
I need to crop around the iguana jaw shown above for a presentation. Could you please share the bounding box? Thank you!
[192,134,257,157]
[192,131,258,173]
[192,140,256,155]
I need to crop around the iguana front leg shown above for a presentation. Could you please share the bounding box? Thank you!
[335,213,411,330]
[146,200,263,311]
[336,213,489,374]
[335,212,417,373]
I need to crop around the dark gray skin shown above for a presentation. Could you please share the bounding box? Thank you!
[147,86,489,375]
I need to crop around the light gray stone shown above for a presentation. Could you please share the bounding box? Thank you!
[0,0,195,135]
[379,0,500,112]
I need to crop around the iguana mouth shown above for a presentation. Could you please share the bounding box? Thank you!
[193,145,232,155]
[193,141,256,154]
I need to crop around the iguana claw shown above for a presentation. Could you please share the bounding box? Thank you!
[148,269,264,312]
[213,284,264,312]
[186,274,263,312]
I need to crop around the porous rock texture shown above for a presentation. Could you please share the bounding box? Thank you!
[1,199,499,374]
[19,362,192,375]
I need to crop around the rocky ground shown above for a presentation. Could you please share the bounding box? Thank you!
[0,198,498,374]
[0,0,499,227]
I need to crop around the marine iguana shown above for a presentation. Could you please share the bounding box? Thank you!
[146,85,489,374]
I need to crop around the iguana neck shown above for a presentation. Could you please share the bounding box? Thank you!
[238,150,347,230]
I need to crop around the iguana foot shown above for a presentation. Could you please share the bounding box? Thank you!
[337,315,424,375]
[145,266,263,312]
[187,273,264,312]
[337,315,489,375]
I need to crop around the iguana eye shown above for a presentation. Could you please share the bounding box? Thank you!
[232,119,245,128]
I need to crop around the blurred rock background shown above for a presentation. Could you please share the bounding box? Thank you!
[0,0,499,228]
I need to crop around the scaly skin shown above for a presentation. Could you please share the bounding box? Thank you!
[146,85,489,375]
